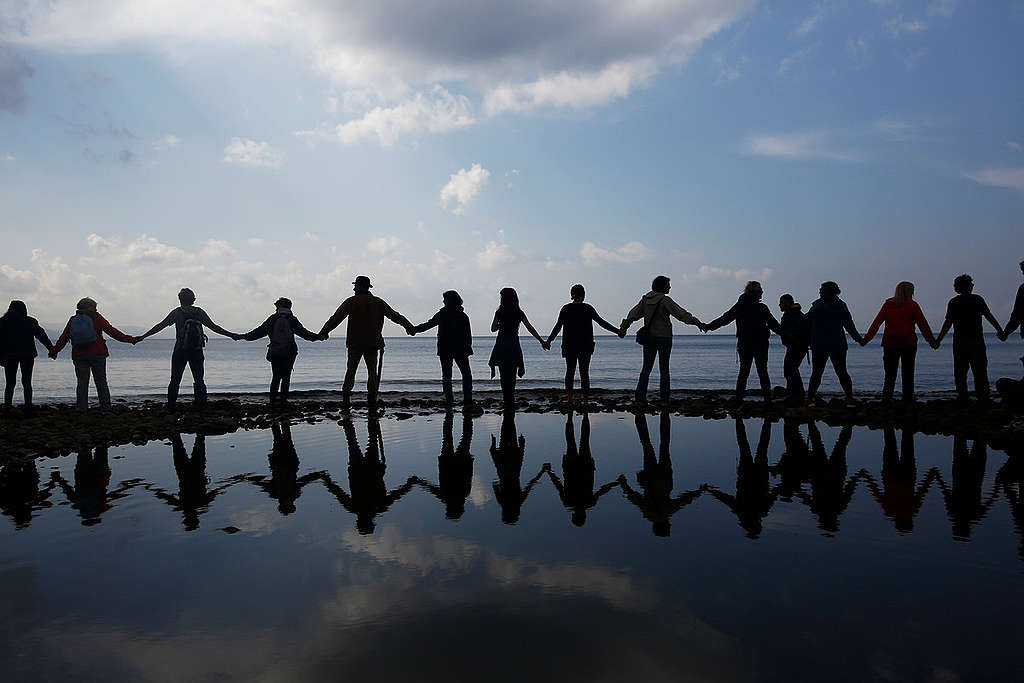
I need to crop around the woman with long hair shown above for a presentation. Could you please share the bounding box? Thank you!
[0,300,54,411]
[705,281,783,403]
[861,281,937,402]
[411,290,474,411]
[804,281,864,404]
[488,287,549,411]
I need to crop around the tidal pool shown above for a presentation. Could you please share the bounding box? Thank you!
[1,411,1022,682]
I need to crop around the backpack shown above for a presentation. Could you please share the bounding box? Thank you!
[69,313,98,348]
[181,318,207,351]
[268,315,294,356]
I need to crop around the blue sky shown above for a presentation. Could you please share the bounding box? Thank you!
[1,0,1022,335]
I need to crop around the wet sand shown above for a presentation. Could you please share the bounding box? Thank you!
[2,388,1021,462]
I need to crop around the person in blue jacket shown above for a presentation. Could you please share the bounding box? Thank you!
[804,281,864,403]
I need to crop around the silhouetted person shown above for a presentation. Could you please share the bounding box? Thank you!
[546,412,619,526]
[709,418,775,538]
[410,290,474,411]
[995,452,1024,560]
[861,281,938,403]
[545,284,623,407]
[252,420,322,515]
[318,276,414,412]
[934,274,1004,402]
[488,287,549,412]
[706,281,782,403]
[170,433,218,531]
[801,422,856,533]
[414,411,475,519]
[0,458,54,528]
[770,418,814,501]
[50,446,113,526]
[618,411,705,537]
[241,297,322,403]
[137,288,240,409]
[0,300,53,411]
[50,297,136,411]
[804,282,864,404]
[998,259,1024,341]
[321,418,415,534]
[995,355,1024,409]
[489,411,546,524]
[863,426,931,533]
[939,436,991,540]
[778,294,809,403]
[620,275,705,405]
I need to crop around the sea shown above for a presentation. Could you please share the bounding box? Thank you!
[19,333,1024,401]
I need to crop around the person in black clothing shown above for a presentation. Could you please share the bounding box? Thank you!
[804,281,864,404]
[937,436,991,540]
[137,288,242,409]
[996,356,1024,409]
[0,458,54,529]
[50,446,115,526]
[256,420,322,515]
[618,411,705,537]
[0,300,54,410]
[770,419,813,501]
[545,284,624,407]
[706,281,783,403]
[708,418,775,538]
[489,411,546,525]
[413,411,475,520]
[488,288,549,411]
[410,290,474,411]
[240,297,322,404]
[778,294,809,403]
[862,426,933,533]
[545,412,620,526]
[800,422,857,533]
[998,259,1024,341]
[934,274,1004,401]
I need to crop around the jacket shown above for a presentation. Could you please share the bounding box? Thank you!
[804,297,863,353]
[243,311,320,359]
[52,312,133,358]
[412,305,473,358]
[622,292,699,339]
[0,314,53,359]
[321,293,412,350]
[707,293,782,349]
[863,298,936,348]
[780,307,809,350]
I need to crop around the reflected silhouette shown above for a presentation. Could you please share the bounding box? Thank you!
[546,412,619,526]
[709,418,775,538]
[938,436,992,540]
[253,421,322,514]
[320,418,415,534]
[168,434,223,530]
[51,446,129,526]
[800,422,858,533]
[995,452,1024,559]
[414,412,475,519]
[770,419,813,502]
[619,411,705,537]
[0,458,54,528]
[489,411,546,524]
[863,426,935,533]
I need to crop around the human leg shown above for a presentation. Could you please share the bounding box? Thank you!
[901,346,917,401]
[73,356,92,410]
[578,354,592,397]
[783,347,805,401]
[342,348,361,398]
[656,337,672,403]
[440,356,455,407]
[807,349,828,400]
[735,347,754,400]
[454,355,473,405]
[564,354,578,393]
[270,357,284,401]
[882,347,900,401]
[19,358,34,406]
[498,364,517,409]
[753,347,771,401]
[90,356,111,409]
[187,350,207,406]
[952,343,969,399]
[278,355,294,401]
[971,344,990,399]
[635,343,658,403]
[168,350,188,407]
[832,349,853,400]
[3,361,16,406]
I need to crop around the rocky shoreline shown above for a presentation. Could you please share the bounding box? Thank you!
[1,388,1021,463]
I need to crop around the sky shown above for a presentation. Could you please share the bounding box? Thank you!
[1,0,1022,335]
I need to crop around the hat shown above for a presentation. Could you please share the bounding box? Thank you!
[352,275,372,289]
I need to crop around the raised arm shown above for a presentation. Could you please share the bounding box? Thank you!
[97,314,135,344]
[664,296,702,327]
[546,307,565,344]
[241,316,274,341]
[521,314,549,348]
[980,299,1004,337]
[862,303,887,344]
[591,308,621,336]
[841,303,864,345]
[411,312,441,335]
[139,310,176,340]
[706,305,737,332]
[196,308,236,339]
[911,303,937,347]
[291,316,322,343]
[621,299,645,330]
[319,300,351,337]
[381,300,413,332]
[32,321,54,352]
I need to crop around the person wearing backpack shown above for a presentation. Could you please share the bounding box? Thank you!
[49,297,136,411]
[240,297,322,403]
[0,300,55,412]
[619,276,706,405]
[136,288,241,409]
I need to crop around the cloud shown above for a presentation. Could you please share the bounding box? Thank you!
[0,46,33,114]
[744,132,856,161]
[314,86,474,146]
[928,0,958,17]
[777,44,816,76]
[475,241,515,269]
[222,137,281,168]
[4,153,14,161]
[440,163,490,214]
[884,16,927,37]
[580,241,653,267]
[793,3,830,37]
[712,53,749,84]
[873,117,920,141]
[247,238,267,247]
[303,231,320,242]
[1008,142,1022,152]
[688,265,774,281]
[153,134,180,150]
[963,167,1024,193]
[367,236,403,255]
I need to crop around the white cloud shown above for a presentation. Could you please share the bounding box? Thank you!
[321,86,474,146]
[153,134,180,150]
[712,53,749,84]
[873,118,920,141]
[793,3,830,37]
[440,163,490,214]
[963,167,1024,193]
[689,265,774,282]
[222,137,281,168]
[85,233,186,266]
[247,237,266,247]
[928,0,958,18]
[303,231,320,242]
[367,236,403,255]
[744,132,856,161]
[543,258,575,272]
[777,44,816,76]
[4,153,14,161]
[580,241,653,267]
[884,16,927,37]
[199,239,236,259]
[1008,142,1022,152]
[475,241,516,269]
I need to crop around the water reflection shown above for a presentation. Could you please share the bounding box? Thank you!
[254,421,323,515]
[708,419,774,539]
[862,426,930,533]
[413,411,475,520]
[50,446,132,526]
[0,457,52,528]
[941,436,991,540]
[489,411,546,524]
[804,422,856,534]
[545,413,619,527]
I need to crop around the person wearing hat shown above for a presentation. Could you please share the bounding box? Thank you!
[136,288,241,409]
[317,276,415,411]
[239,297,323,403]
[49,297,136,410]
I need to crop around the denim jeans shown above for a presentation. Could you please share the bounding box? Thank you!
[169,348,206,407]
[635,336,672,402]
[73,354,110,410]
[440,355,472,406]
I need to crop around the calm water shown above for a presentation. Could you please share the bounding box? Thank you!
[20,334,1024,401]
[1,412,1022,682]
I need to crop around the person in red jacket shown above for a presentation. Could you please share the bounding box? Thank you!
[860,281,938,402]
[50,297,136,410]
